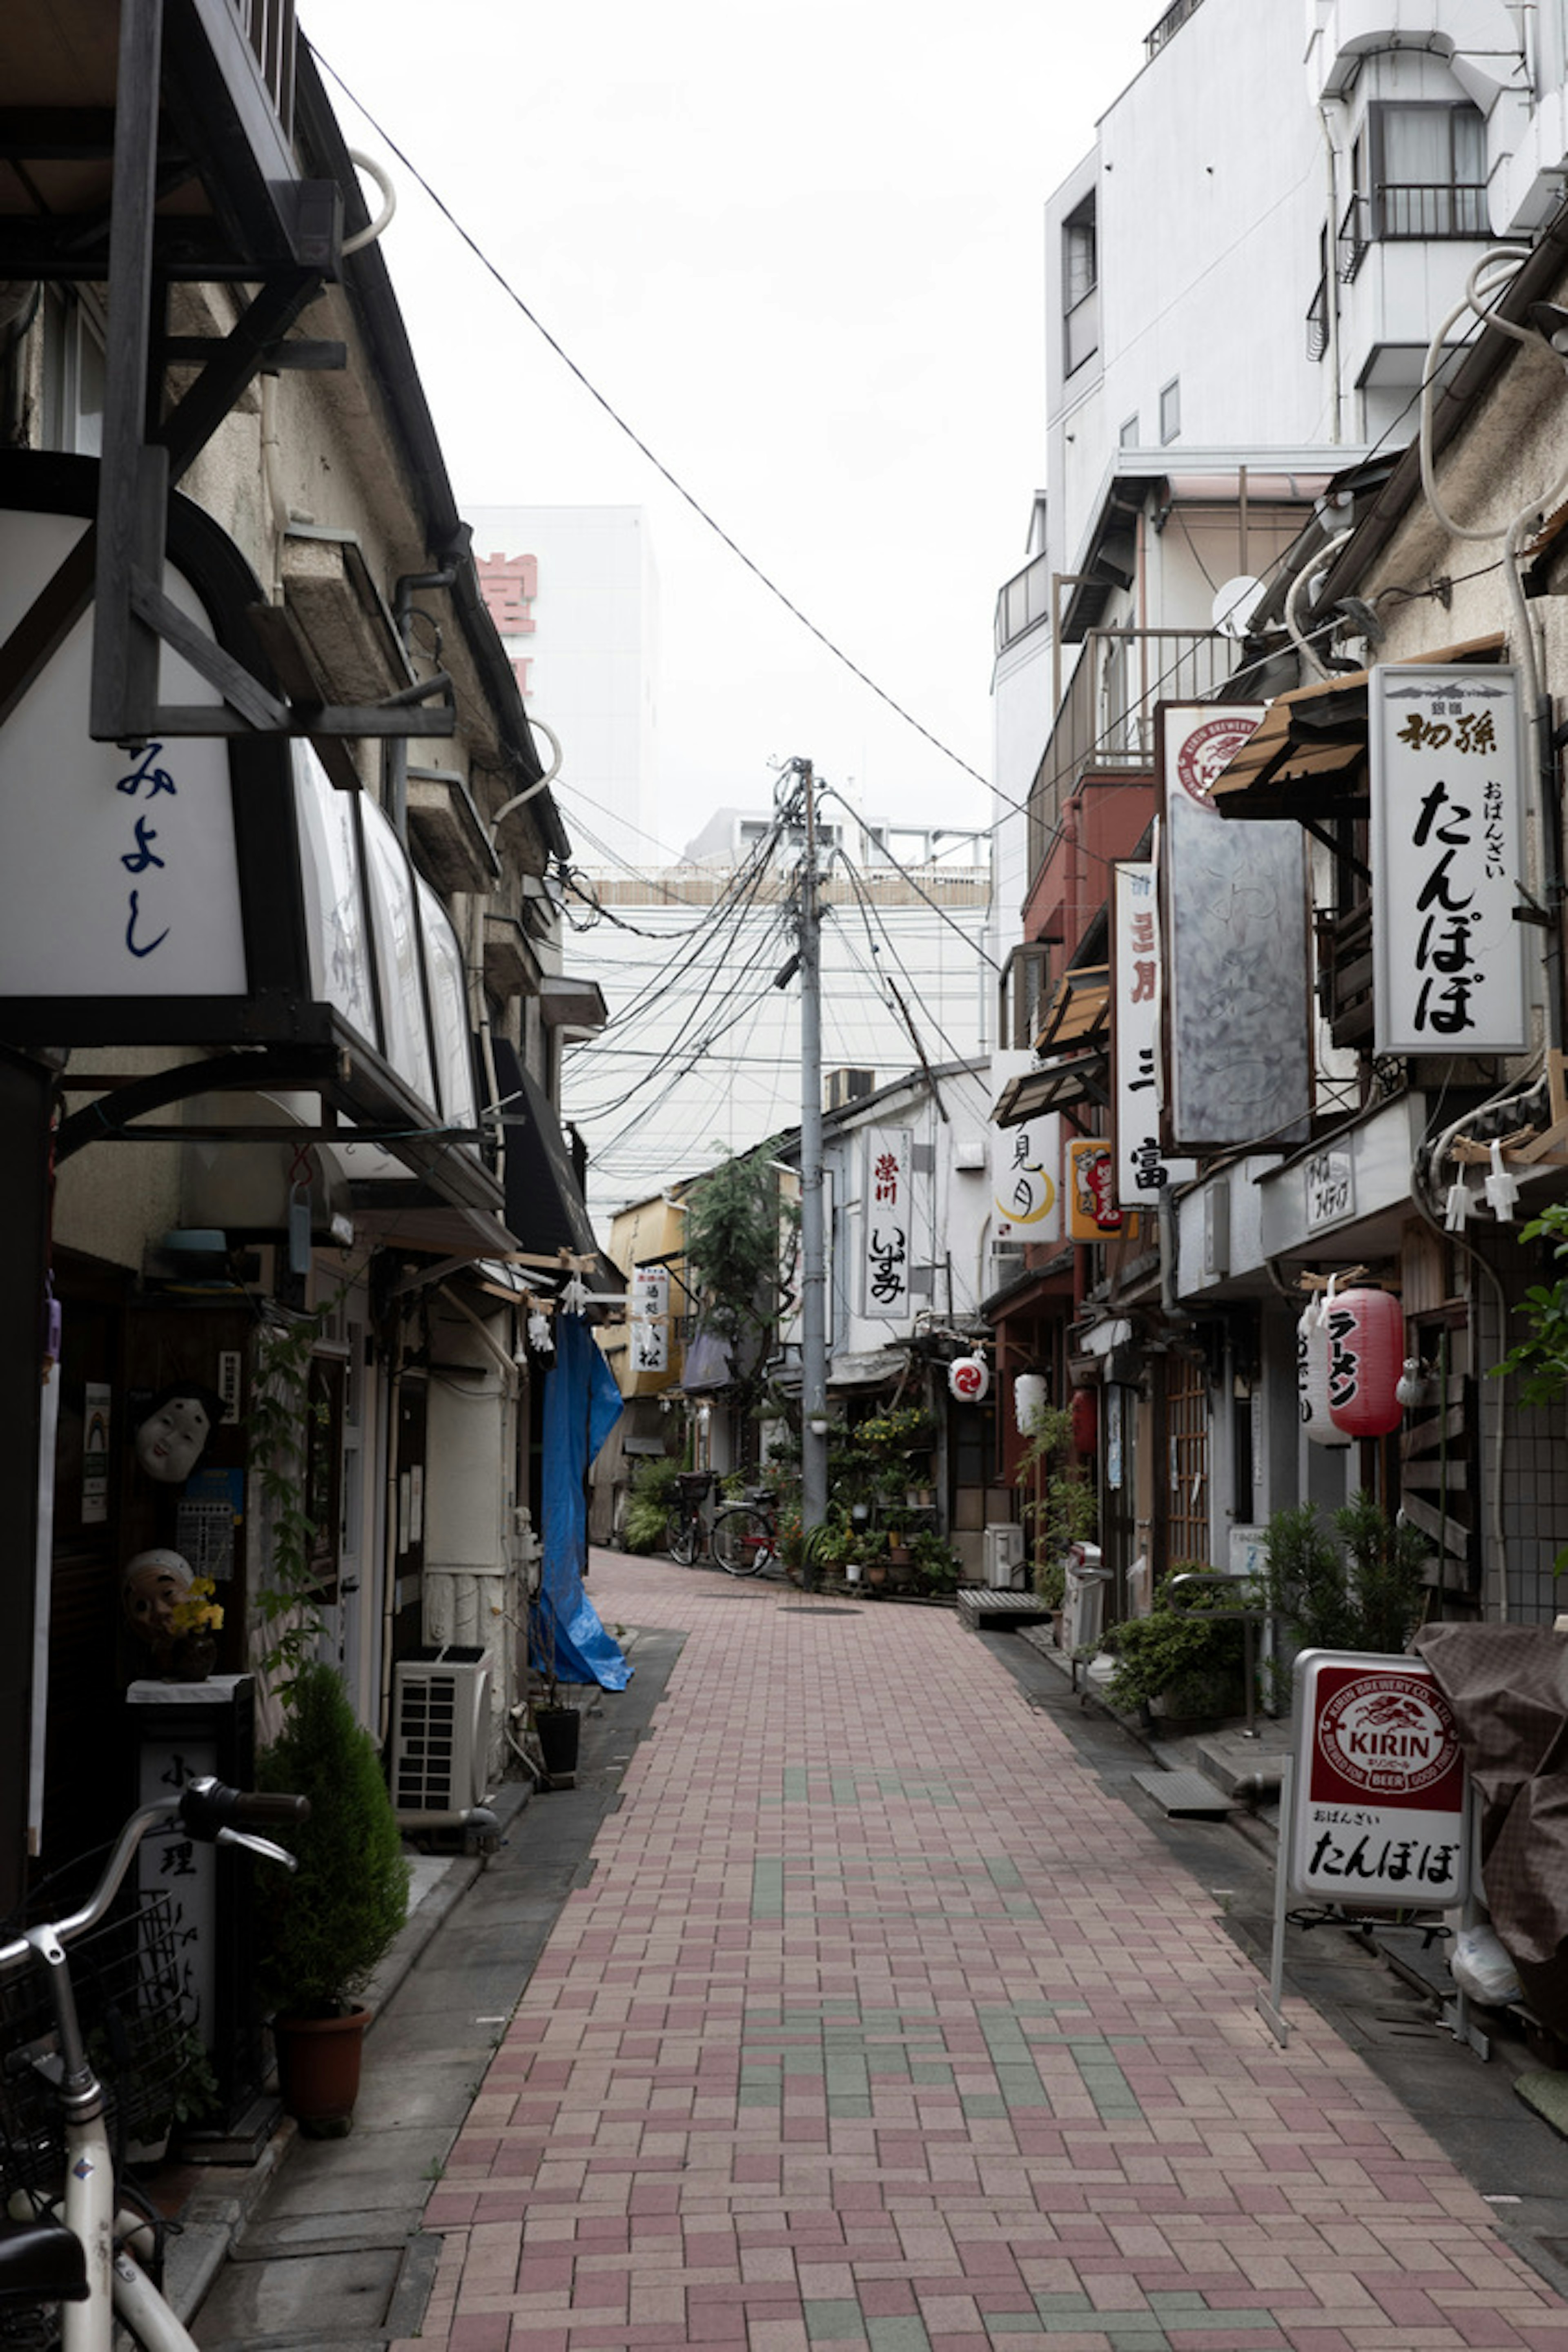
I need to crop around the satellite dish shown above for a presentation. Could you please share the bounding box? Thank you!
[1212,574,1263,639]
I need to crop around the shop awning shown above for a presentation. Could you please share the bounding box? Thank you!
[827,1346,909,1390]
[994,1050,1109,1127]
[493,1040,623,1296]
[1035,964,1110,1054]
[1211,633,1506,821]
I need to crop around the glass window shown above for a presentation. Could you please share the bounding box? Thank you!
[1119,414,1139,448]
[1159,378,1181,445]
[1374,104,1487,238]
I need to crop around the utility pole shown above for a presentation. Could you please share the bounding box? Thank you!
[795,760,829,1540]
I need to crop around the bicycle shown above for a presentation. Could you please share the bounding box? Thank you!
[0,1775,307,2351]
[710,1491,780,1578]
[664,1470,715,1566]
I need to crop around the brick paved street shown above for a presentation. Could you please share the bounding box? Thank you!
[403,1554,1568,2352]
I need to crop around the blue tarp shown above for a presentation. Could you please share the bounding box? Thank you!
[532,1313,631,1690]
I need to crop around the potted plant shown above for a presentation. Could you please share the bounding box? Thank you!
[910,1528,961,1596]
[254,1659,410,2137]
[1100,1579,1249,1725]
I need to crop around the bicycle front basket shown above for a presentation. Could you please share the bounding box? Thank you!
[0,1891,192,2196]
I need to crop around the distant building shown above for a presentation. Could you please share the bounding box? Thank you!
[472,506,659,868]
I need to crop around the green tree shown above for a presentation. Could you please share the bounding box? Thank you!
[682,1141,798,1414]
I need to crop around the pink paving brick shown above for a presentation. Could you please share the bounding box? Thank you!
[414,1551,1568,2351]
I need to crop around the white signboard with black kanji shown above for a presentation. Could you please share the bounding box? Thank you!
[862,1127,913,1321]
[1370,664,1529,1056]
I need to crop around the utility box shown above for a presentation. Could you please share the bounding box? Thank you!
[982,1523,1025,1588]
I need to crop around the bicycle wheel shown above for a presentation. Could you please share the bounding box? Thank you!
[666,1510,698,1567]
[711,1507,773,1577]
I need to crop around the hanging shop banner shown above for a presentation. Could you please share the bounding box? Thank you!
[990,1110,1061,1242]
[1370,664,1529,1056]
[630,1263,669,1375]
[862,1126,914,1320]
[1067,1138,1123,1241]
[1288,1650,1469,1905]
[1160,705,1312,1154]
[1112,862,1196,1204]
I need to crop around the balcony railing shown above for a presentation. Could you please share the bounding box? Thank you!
[1145,0,1205,59]
[1026,628,1239,882]
[228,0,298,139]
[1338,182,1487,278]
[1305,273,1329,362]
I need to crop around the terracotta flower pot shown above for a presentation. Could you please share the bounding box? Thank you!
[273,2005,370,2138]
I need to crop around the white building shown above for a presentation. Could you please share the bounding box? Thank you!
[472,505,659,869]
[564,815,992,1229]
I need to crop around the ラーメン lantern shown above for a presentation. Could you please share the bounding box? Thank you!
[1325,1286,1405,1439]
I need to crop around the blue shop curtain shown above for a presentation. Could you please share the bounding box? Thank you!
[533,1313,631,1689]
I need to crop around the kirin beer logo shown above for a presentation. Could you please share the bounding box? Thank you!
[1316,1673,1459,1798]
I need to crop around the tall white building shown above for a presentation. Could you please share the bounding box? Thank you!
[471,505,659,869]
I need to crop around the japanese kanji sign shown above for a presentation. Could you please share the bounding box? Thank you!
[1370,665,1529,1056]
[1112,862,1195,1205]
[1288,1650,1469,1905]
[862,1127,914,1321]
[990,1111,1061,1242]
[630,1263,669,1375]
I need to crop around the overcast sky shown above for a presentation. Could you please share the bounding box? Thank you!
[300,0,1163,860]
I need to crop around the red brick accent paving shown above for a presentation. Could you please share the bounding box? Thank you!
[390,1555,1568,2352]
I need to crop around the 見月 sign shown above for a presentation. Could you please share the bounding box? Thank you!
[1289,1650,1469,1905]
[1370,665,1529,1056]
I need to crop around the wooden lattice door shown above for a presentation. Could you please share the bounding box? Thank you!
[1163,1352,1210,1570]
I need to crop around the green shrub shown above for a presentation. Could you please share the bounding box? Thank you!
[254,1662,410,2018]
[1102,1585,1247,1719]
[623,1455,683,1554]
[1260,1493,1427,1659]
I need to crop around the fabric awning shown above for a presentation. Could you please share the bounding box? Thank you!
[1211,632,1506,821]
[994,1051,1109,1128]
[827,1346,908,1390]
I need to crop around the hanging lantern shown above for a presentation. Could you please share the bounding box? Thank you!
[1069,1386,1098,1456]
[1014,1371,1047,1435]
[949,1353,990,1404]
[1325,1286,1405,1439]
[1296,1298,1343,1448]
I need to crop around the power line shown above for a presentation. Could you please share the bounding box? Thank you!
[312,44,992,793]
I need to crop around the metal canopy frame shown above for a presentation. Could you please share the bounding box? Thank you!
[0,0,455,751]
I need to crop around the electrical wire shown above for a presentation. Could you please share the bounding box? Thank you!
[312,43,991,792]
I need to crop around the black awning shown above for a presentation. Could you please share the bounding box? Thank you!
[492,1039,621,1292]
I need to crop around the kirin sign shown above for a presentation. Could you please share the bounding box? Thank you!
[1288,1651,1469,1906]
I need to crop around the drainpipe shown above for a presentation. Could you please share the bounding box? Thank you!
[388,567,456,842]
[1319,107,1343,444]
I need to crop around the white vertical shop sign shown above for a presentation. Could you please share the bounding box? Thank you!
[862,1126,914,1320]
[630,1263,669,1374]
[1370,665,1529,1056]
[1112,862,1195,1204]
[990,1111,1062,1242]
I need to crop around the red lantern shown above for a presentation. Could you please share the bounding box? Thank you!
[1069,1386,1098,1455]
[1325,1287,1405,1438]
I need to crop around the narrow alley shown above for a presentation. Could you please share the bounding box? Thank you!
[396,1555,1568,2352]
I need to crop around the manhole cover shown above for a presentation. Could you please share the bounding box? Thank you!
[779,1605,864,1614]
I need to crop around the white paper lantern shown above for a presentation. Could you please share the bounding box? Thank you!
[949,1354,990,1405]
[1014,1371,1047,1434]
[1297,1298,1344,1448]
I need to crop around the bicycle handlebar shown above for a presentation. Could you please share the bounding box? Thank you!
[0,1777,310,1976]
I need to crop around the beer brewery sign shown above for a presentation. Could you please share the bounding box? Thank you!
[1288,1650,1469,1906]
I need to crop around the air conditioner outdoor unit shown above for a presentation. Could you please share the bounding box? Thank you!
[982,1523,1025,1589]
[392,1646,492,1817]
